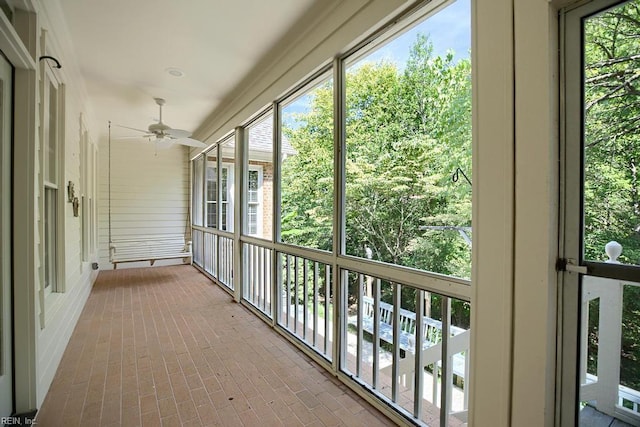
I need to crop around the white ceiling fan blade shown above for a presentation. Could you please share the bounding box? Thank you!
[172,137,206,148]
[166,128,191,138]
[114,135,154,140]
[115,124,150,134]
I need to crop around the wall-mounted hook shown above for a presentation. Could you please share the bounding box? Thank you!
[39,55,62,69]
[452,167,472,186]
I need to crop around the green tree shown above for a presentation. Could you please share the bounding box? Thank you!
[281,35,472,322]
[584,1,640,264]
[281,80,334,251]
[583,0,640,391]
[343,36,472,280]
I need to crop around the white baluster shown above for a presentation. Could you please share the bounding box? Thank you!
[595,242,623,416]
[605,241,622,263]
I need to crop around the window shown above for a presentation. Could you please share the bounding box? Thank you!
[245,113,272,239]
[344,0,472,279]
[41,57,64,293]
[247,169,260,235]
[205,164,217,228]
[80,126,89,262]
[206,163,233,230]
[44,188,56,290]
[192,155,204,227]
[279,72,334,251]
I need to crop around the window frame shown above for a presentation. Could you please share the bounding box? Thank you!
[205,161,236,231]
[246,165,263,236]
[40,54,65,297]
[243,110,272,240]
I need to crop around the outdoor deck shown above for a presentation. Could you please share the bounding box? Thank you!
[36,265,394,427]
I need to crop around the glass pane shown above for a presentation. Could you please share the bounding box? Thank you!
[47,81,57,184]
[248,170,258,204]
[246,114,272,240]
[192,156,204,227]
[206,151,217,229]
[220,135,235,232]
[221,168,228,202]
[280,75,334,251]
[44,188,57,290]
[344,0,472,278]
[247,205,257,235]
[582,0,640,266]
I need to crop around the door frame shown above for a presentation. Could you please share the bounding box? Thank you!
[560,0,640,425]
[0,47,14,418]
[0,8,39,415]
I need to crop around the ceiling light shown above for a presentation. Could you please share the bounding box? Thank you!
[165,67,185,78]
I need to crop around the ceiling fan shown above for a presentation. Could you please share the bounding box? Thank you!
[117,98,206,148]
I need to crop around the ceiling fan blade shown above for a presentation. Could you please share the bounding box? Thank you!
[172,137,206,148]
[114,135,154,140]
[115,124,150,134]
[166,128,191,138]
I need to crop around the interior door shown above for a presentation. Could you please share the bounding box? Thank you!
[0,51,14,417]
[562,0,640,425]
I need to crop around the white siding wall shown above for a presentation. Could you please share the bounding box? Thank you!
[97,141,190,269]
[24,1,101,408]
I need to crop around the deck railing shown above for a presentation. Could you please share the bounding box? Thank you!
[278,249,333,360]
[242,242,272,316]
[580,241,640,426]
[192,227,234,292]
[342,269,470,424]
[194,231,472,426]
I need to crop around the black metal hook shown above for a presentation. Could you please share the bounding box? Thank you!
[452,167,472,186]
[39,55,61,69]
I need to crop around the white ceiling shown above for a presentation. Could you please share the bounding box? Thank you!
[54,0,318,143]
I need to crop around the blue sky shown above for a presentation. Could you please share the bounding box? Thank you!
[364,0,471,66]
[282,0,471,128]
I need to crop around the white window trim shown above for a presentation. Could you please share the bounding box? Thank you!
[205,161,236,231]
[39,31,66,328]
[201,156,264,238]
[246,164,263,237]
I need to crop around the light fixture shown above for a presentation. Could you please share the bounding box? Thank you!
[165,67,185,78]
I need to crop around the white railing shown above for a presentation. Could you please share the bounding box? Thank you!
[243,242,272,315]
[352,296,469,372]
[196,232,471,425]
[343,271,470,424]
[580,241,640,425]
[193,228,234,292]
[279,251,333,360]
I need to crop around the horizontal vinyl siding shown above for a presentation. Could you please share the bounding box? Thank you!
[98,141,190,269]
[34,21,100,407]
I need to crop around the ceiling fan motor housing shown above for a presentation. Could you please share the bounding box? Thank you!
[148,122,170,134]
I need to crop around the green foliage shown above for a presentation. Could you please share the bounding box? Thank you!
[281,34,472,328]
[583,1,640,264]
[281,35,472,276]
[343,35,472,278]
[583,1,640,391]
[621,285,640,390]
[281,81,334,251]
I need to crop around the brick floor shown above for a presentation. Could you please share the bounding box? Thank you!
[36,265,396,427]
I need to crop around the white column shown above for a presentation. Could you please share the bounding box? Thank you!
[469,0,516,425]
[595,241,624,414]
